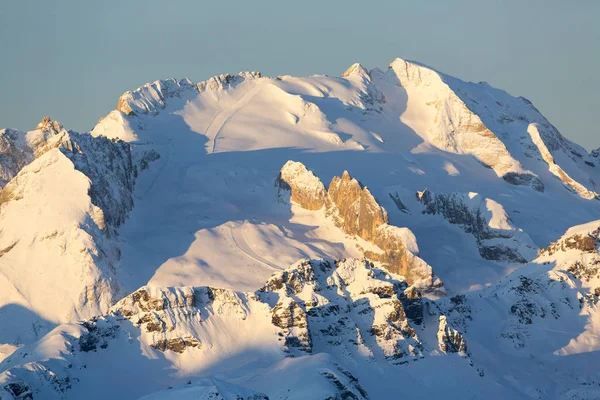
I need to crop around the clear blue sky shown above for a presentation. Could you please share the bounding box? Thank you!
[1,0,599,149]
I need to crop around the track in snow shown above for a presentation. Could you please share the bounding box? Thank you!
[204,85,260,154]
[229,223,280,271]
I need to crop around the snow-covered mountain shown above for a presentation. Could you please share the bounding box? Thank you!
[1,58,600,399]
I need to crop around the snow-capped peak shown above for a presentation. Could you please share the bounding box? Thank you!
[342,63,370,79]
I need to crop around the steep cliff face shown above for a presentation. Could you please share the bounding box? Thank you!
[277,161,442,290]
[327,171,388,242]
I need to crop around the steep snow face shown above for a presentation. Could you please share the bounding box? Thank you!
[0,120,136,351]
[528,123,597,199]
[385,58,543,191]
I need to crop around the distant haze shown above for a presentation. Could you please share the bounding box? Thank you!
[1,0,599,149]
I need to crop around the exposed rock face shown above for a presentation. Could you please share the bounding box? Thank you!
[64,133,135,227]
[196,71,262,92]
[320,368,370,400]
[3,381,33,400]
[271,298,312,353]
[259,259,425,362]
[543,228,599,256]
[277,161,328,210]
[277,162,442,290]
[437,315,467,354]
[417,189,538,263]
[112,286,252,354]
[327,171,388,242]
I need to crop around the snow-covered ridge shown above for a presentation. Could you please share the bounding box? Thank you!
[528,123,598,199]
[0,117,138,352]
[116,72,263,117]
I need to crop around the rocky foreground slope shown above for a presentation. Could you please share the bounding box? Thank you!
[0,258,469,399]
[1,57,600,399]
[3,221,600,399]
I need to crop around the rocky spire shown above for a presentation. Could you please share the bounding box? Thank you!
[36,116,64,135]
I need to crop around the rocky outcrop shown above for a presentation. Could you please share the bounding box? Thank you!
[277,161,328,210]
[112,286,252,354]
[327,171,388,242]
[196,71,262,92]
[0,258,428,398]
[271,298,312,353]
[437,315,467,354]
[4,382,33,399]
[259,259,425,362]
[0,117,73,188]
[320,368,370,400]
[277,162,442,290]
[417,189,538,263]
[542,227,599,257]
